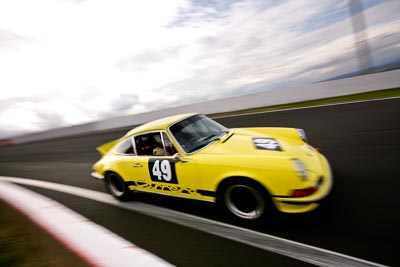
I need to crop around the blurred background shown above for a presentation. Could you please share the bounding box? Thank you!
[0,0,399,138]
[1,1,400,266]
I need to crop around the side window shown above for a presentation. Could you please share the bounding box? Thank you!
[162,132,178,156]
[114,138,134,155]
[135,132,166,156]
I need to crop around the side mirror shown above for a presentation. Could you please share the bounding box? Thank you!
[173,153,189,163]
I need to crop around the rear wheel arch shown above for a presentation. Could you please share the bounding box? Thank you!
[104,171,131,201]
[104,170,120,179]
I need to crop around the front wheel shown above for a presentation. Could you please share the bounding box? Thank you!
[104,172,131,201]
[219,180,272,221]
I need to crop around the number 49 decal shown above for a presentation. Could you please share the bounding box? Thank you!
[148,159,178,184]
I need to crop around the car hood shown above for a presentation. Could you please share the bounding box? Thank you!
[196,127,325,174]
[198,127,309,157]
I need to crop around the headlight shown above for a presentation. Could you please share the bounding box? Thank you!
[296,129,307,142]
[292,159,308,180]
[253,138,282,151]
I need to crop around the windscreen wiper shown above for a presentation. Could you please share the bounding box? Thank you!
[221,130,235,143]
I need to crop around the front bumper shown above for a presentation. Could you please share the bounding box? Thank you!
[272,154,333,213]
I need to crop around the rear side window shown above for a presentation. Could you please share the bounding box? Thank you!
[114,138,134,155]
[135,132,164,156]
[134,131,178,156]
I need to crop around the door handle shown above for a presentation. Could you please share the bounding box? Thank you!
[132,163,143,168]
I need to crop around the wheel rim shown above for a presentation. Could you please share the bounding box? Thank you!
[224,184,265,220]
[108,174,125,197]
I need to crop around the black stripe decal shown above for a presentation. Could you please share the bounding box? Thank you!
[197,190,216,197]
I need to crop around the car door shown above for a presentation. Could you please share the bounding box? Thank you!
[108,137,140,185]
[133,131,202,200]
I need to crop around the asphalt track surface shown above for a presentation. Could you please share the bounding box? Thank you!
[0,97,399,266]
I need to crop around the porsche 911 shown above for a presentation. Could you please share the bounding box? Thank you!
[92,113,332,221]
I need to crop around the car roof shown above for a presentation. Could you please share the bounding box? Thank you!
[124,113,198,137]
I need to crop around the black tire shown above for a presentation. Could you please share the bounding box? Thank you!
[218,179,272,221]
[104,172,131,201]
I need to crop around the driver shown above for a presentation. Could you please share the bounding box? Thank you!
[153,140,165,156]
[153,136,165,156]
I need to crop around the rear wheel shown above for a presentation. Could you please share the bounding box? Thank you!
[105,172,131,200]
[219,179,272,221]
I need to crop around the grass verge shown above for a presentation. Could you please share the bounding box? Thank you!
[0,200,89,267]
[210,87,400,118]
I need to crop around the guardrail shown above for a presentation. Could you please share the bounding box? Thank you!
[11,69,400,144]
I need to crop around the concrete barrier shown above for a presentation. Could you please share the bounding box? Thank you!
[12,69,400,144]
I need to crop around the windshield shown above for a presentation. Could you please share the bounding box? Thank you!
[169,115,228,153]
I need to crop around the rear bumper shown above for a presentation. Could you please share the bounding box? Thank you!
[91,172,104,180]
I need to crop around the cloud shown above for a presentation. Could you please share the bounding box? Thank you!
[0,28,28,50]
[110,94,140,112]
[35,110,67,129]
[0,95,48,111]
[160,0,400,97]
[0,0,399,138]
[118,47,183,72]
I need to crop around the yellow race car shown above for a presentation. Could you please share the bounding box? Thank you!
[92,113,332,221]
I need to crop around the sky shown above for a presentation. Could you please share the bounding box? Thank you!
[0,0,399,138]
